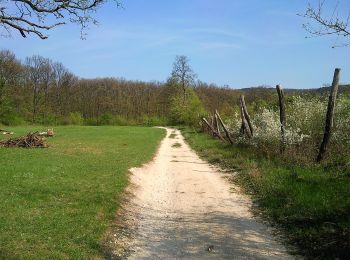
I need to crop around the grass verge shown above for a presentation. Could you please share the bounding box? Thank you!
[181,127,350,259]
[0,126,165,259]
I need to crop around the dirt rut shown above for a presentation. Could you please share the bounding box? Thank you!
[106,128,293,259]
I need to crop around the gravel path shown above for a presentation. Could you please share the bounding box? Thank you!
[106,128,294,259]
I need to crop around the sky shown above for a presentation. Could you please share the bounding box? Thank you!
[1,0,350,89]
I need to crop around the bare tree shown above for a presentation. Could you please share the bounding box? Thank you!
[171,55,196,101]
[25,55,52,122]
[0,0,121,39]
[51,62,75,116]
[0,50,22,115]
[0,50,22,88]
[302,0,350,47]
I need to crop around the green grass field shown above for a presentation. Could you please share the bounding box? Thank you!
[181,127,350,259]
[0,126,165,259]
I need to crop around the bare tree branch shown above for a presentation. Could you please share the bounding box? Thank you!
[0,0,122,39]
[302,0,350,47]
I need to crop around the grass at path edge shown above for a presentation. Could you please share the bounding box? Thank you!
[0,126,165,259]
[181,127,350,259]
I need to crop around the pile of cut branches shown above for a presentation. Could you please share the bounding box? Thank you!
[0,132,48,148]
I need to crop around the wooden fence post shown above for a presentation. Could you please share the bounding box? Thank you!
[202,118,226,142]
[240,95,253,136]
[215,110,234,145]
[211,115,218,137]
[276,85,286,153]
[214,113,223,139]
[239,97,252,139]
[317,68,341,162]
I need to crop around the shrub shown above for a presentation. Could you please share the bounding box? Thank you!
[113,115,130,126]
[84,118,98,126]
[99,113,113,125]
[69,112,84,125]
[0,113,25,126]
[140,115,168,126]
[170,87,206,127]
[222,95,349,166]
[38,114,58,126]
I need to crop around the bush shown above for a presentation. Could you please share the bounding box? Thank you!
[140,115,168,126]
[223,95,349,166]
[113,115,130,126]
[69,112,84,125]
[0,100,26,126]
[170,87,206,127]
[0,113,25,126]
[84,118,98,126]
[37,113,58,126]
[99,113,113,125]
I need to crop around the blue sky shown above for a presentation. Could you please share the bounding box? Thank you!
[1,0,350,88]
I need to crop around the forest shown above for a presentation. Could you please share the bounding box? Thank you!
[2,49,349,128]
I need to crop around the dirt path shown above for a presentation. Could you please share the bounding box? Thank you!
[106,128,294,259]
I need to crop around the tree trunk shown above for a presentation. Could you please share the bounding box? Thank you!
[317,68,341,162]
[276,85,286,153]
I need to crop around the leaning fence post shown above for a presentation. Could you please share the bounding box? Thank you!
[215,110,234,145]
[240,95,253,136]
[317,68,341,162]
[210,115,217,137]
[214,113,223,139]
[239,98,252,138]
[276,85,286,153]
[202,118,225,142]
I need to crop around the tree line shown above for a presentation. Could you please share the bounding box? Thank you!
[0,49,349,127]
[0,51,211,126]
[0,50,246,126]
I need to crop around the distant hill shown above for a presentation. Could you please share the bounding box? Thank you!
[240,85,350,94]
[195,84,350,115]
